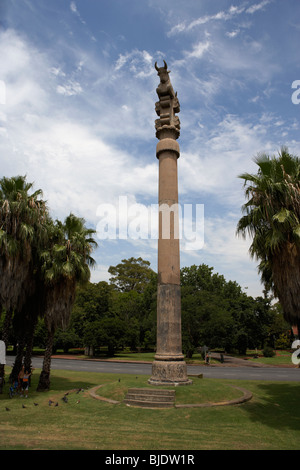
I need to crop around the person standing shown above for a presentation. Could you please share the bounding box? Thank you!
[22,369,31,398]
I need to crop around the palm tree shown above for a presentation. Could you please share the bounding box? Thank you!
[237,147,300,330]
[10,288,43,382]
[37,214,97,391]
[0,176,48,380]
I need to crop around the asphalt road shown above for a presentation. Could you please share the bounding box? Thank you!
[5,356,300,382]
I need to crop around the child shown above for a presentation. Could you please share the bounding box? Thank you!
[22,369,32,398]
[9,380,18,398]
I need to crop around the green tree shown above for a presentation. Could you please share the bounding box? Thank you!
[269,302,292,348]
[9,291,43,381]
[82,317,128,356]
[37,214,97,391]
[237,148,300,330]
[0,176,49,381]
[109,290,143,350]
[82,320,102,356]
[107,257,157,351]
[180,264,277,356]
[108,257,155,293]
[53,328,81,353]
[70,281,143,356]
[71,281,113,355]
[71,281,112,334]
[180,265,237,355]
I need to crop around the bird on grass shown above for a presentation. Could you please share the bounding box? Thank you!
[34,403,39,406]
[48,400,54,406]
[22,404,26,408]
[5,407,10,411]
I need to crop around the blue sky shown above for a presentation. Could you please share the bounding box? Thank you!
[1,0,299,298]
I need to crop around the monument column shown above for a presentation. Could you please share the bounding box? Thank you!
[149,61,192,386]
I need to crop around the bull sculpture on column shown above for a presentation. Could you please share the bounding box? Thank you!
[154,61,180,140]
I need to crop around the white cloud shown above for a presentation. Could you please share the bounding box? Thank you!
[56,79,82,96]
[180,213,264,297]
[50,67,66,77]
[0,29,158,230]
[167,1,272,37]
[179,114,275,205]
[70,2,77,14]
[185,40,211,60]
[246,0,272,15]
[203,216,262,297]
[226,29,240,38]
[114,49,155,78]
[69,1,86,24]
[168,4,245,36]
[89,264,111,283]
[207,38,279,81]
[0,29,48,113]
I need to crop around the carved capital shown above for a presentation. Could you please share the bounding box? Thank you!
[154,61,180,141]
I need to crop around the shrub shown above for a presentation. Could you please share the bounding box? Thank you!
[263,346,275,357]
[275,333,291,350]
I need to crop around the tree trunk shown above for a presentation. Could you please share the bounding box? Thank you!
[84,345,94,356]
[0,308,13,384]
[37,329,54,391]
[23,317,37,379]
[272,244,300,326]
[10,338,25,383]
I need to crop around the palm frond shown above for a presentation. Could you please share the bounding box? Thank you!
[236,147,300,324]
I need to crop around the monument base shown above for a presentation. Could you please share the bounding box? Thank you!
[148,360,193,386]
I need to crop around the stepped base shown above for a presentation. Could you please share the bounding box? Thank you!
[124,388,175,408]
[148,360,193,386]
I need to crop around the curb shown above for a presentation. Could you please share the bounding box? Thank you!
[174,386,253,408]
[89,384,120,404]
[89,383,253,409]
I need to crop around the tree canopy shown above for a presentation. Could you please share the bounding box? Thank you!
[237,147,300,328]
[0,176,97,390]
[108,257,156,293]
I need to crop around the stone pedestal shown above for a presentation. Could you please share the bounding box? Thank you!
[149,361,192,386]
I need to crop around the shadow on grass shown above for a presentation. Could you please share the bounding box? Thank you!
[0,366,108,401]
[244,382,300,432]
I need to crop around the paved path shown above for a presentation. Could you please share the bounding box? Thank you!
[209,352,274,367]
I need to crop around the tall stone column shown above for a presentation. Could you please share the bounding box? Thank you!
[149,61,192,386]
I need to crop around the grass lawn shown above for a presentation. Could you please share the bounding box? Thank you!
[246,350,296,365]
[0,366,300,450]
